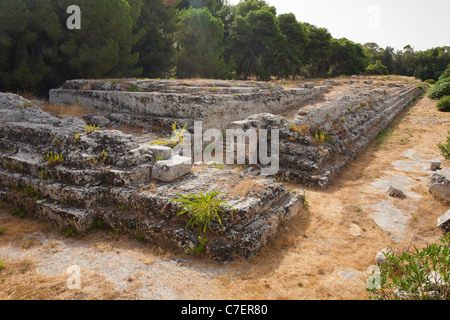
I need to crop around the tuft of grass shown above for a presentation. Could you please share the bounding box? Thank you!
[0,228,7,235]
[11,207,26,218]
[377,127,393,147]
[45,152,63,167]
[84,124,100,134]
[63,227,74,237]
[437,131,450,160]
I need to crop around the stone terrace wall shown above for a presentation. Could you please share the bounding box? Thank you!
[49,79,330,131]
[0,93,304,262]
[230,81,424,188]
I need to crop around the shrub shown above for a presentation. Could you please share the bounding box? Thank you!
[366,60,388,75]
[428,78,450,99]
[438,131,450,159]
[436,96,450,112]
[424,79,436,84]
[439,64,450,80]
[367,234,450,300]
[171,190,232,233]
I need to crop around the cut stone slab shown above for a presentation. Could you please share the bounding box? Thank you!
[431,161,441,171]
[367,200,409,243]
[428,168,450,203]
[437,209,450,232]
[151,155,192,182]
[388,186,406,198]
[369,174,420,199]
[147,145,173,161]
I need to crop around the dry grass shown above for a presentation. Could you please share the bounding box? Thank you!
[228,178,264,198]
[39,103,96,119]
[0,94,449,300]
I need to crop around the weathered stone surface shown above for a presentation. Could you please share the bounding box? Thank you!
[375,248,392,266]
[49,79,329,131]
[147,145,173,161]
[151,155,192,182]
[0,92,304,262]
[437,209,450,232]
[237,82,423,187]
[388,186,406,198]
[431,161,441,171]
[428,168,450,203]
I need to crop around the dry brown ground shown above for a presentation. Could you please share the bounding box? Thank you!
[0,89,449,300]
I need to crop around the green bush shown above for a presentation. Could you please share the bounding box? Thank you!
[428,79,450,99]
[438,131,450,159]
[367,234,450,300]
[424,79,436,84]
[439,64,450,80]
[436,96,450,112]
[171,190,232,233]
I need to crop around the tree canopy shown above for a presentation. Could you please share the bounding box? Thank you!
[0,0,448,95]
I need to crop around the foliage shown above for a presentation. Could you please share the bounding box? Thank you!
[366,60,389,75]
[45,152,63,166]
[424,79,436,84]
[11,207,26,218]
[367,234,450,300]
[84,124,100,134]
[436,95,450,112]
[0,0,449,93]
[428,79,450,99]
[437,131,450,159]
[175,8,228,79]
[0,228,7,235]
[171,190,232,233]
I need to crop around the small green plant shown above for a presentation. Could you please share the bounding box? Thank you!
[24,184,41,200]
[84,124,100,134]
[155,155,164,162]
[193,236,208,255]
[109,225,120,240]
[437,131,450,159]
[0,261,4,271]
[63,227,74,237]
[377,127,393,147]
[45,152,63,166]
[11,207,25,218]
[171,190,232,233]
[18,102,32,108]
[127,85,139,92]
[436,95,450,112]
[39,169,50,181]
[424,79,436,84]
[92,219,105,229]
[302,191,310,210]
[99,149,110,164]
[367,234,450,300]
[355,207,362,213]
[119,205,126,212]
[3,160,23,173]
[73,132,80,143]
[0,228,7,235]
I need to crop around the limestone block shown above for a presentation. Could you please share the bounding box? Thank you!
[437,209,450,232]
[428,168,450,203]
[148,145,173,161]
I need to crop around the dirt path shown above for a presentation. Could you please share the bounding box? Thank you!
[0,95,449,300]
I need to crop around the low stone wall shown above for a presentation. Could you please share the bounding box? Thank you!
[49,79,330,131]
[230,81,424,187]
[0,92,304,262]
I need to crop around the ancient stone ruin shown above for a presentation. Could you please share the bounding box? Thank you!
[1,78,423,262]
